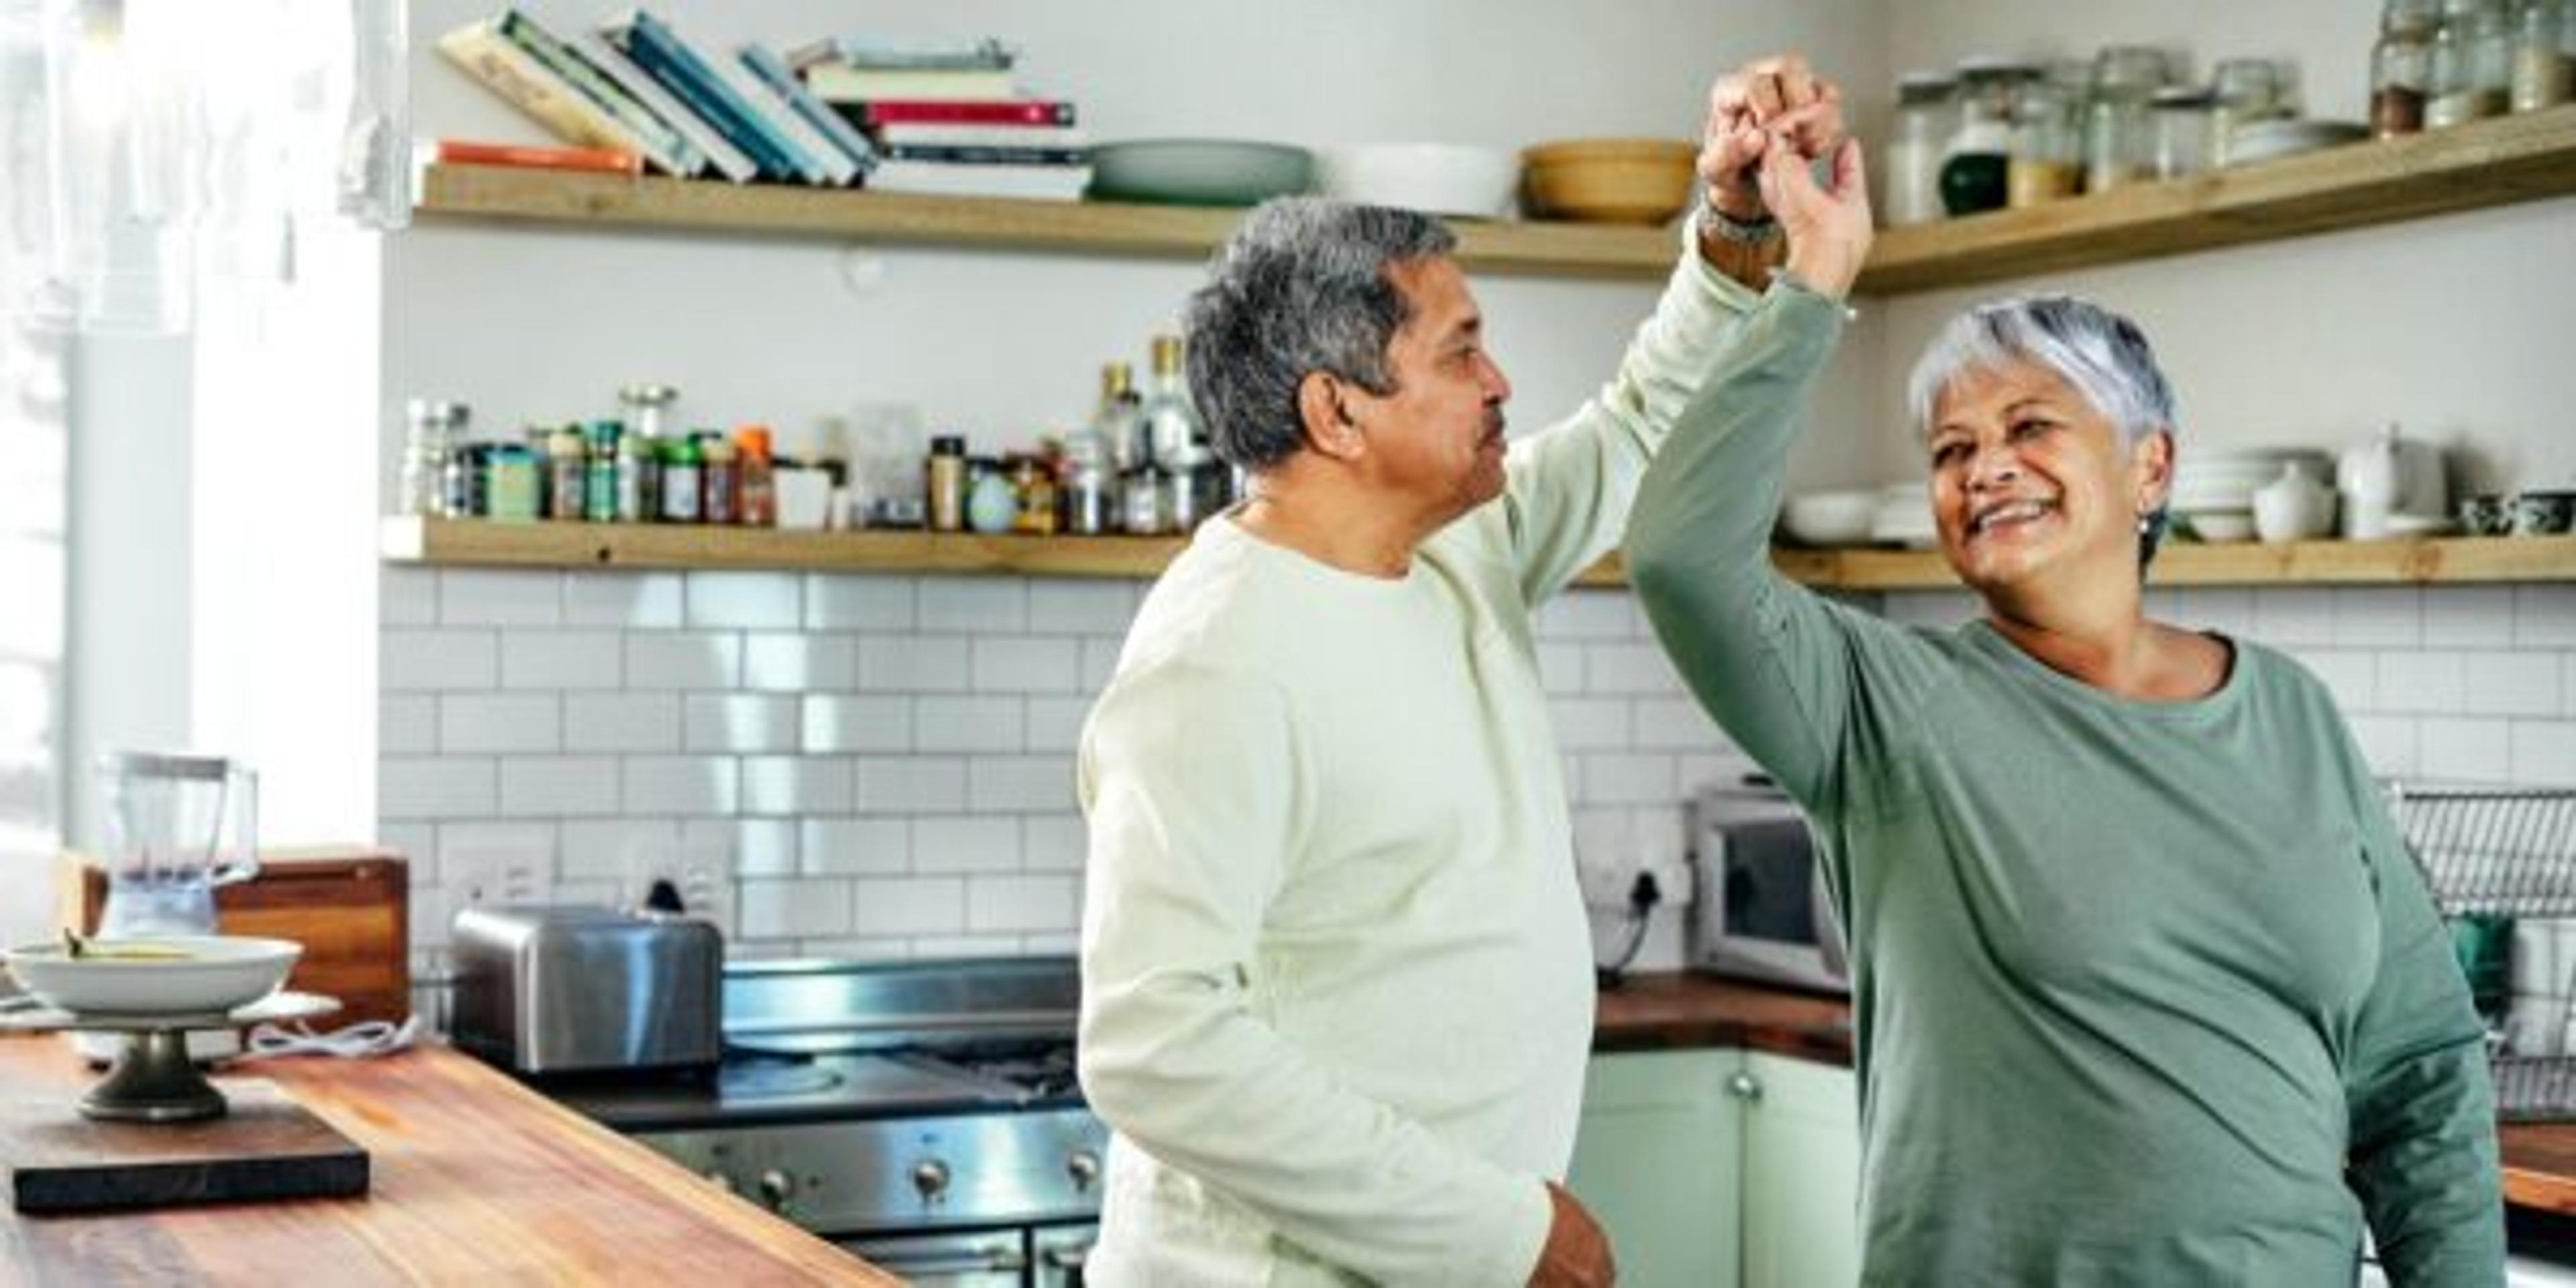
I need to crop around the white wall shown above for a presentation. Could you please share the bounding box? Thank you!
[1872,0,2576,494]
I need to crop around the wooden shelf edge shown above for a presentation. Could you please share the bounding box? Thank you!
[381,519,2576,589]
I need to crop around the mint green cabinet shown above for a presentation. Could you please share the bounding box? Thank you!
[1571,1049,1860,1288]
[1568,1048,1745,1288]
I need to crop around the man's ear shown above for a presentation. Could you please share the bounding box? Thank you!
[1297,372,1366,463]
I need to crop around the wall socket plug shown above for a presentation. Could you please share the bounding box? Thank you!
[620,830,735,936]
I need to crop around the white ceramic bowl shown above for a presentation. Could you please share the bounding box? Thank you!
[3,935,300,1016]
[2184,510,2257,543]
[1313,144,1521,219]
[1780,490,1880,547]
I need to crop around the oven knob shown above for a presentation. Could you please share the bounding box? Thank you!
[912,1159,952,1202]
[757,1169,796,1210]
[1067,1150,1102,1192]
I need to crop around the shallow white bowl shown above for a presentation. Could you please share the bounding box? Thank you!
[1313,144,1521,218]
[2184,510,2257,543]
[3,935,300,1016]
[1780,490,1880,546]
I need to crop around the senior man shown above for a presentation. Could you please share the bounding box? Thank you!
[1075,56,1856,1287]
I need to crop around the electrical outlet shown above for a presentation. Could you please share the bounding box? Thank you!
[445,836,552,918]
[621,830,736,936]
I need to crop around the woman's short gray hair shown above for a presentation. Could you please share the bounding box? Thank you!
[1183,197,1458,470]
[1905,294,2180,566]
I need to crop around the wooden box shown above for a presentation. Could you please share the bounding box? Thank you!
[54,847,411,1027]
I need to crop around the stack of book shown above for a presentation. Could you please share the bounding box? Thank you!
[792,36,1089,201]
[437,7,877,186]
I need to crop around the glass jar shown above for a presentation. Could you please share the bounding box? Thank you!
[2207,57,2289,166]
[547,427,587,521]
[1940,58,2036,216]
[486,445,541,522]
[400,398,466,517]
[701,434,739,525]
[2374,0,2440,137]
[619,383,678,519]
[1883,71,1957,226]
[926,434,968,533]
[2147,87,2216,178]
[1120,465,1170,535]
[658,435,702,524]
[2513,0,2573,109]
[1010,455,1060,535]
[2431,0,2514,124]
[2084,45,2169,194]
[735,427,776,527]
[2007,81,2082,207]
[584,421,620,522]
[613,426,649,523]
[965,458,1017,534]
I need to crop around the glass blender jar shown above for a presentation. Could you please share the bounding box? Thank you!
[93,751,260,938]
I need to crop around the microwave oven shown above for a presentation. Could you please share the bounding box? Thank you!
[1686,780,1849,995]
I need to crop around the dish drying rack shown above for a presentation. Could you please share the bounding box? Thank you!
[2388,784,2576,1122]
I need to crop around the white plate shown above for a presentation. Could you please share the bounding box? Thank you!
[2,936,300,1016]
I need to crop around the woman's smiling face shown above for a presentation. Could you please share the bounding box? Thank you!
[1925,358,2169,596]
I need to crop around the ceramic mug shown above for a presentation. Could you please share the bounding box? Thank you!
[2513,490,2575,537]
[2459,494,2510,537]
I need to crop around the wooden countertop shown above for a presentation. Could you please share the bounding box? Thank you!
[0,1035,892,1285]
[1595,971,2576,1216]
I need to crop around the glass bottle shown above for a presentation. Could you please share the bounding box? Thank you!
[2374,0,2440,137]
[658,435,702,524]
[400,398,466,517]
[701,434,739,525]
[1939,58,2033,216]
[584,421,620,522]
[1095,362,1149,474]
[1011,455,1061,535]
[614,426,649,523]
[2146,87,2215,178]
[735,426,777,527]
[1061,398,1118,536]
[2006,80,2081,208]
[926,433,968,533]
[619,383,677,521]
[1142,335,1210,474]
[1121,464,1170,536]
[547,427,587,521]
[1883,71,1957,226]
[2512,0,2573,109]
[2474,0,2522,105]
[2084,45,2168,193]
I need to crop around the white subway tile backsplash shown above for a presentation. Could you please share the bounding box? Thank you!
[2330,588,2421,648]
[2253,588,2335,647]
[380,757,496,819]
[565,572,683,629]
[1536,643,1585,692]
[1536,591,1633,641]
[439,694,560,754]
[1581,753,1678,805]
[382,629,498,692]
[1548,698,1630,751]
[377,824,436,876]
[1024,696,1092,753]
[2418,718,2514,786]
[686,694,801,753]
[441,570,563,627]
[381,696,435,755]
[1080,639,1124,690]
[2375,652,2466,715]
[564,694,682,753]
[627,633,743,690]
[2465,653,2562,718]
[806,574,916,631]
[617,756,737,816]
[382,568,437,626]
[742,755,853,816]
[804,694,914,753]
[856,757,967,812]
[1028,582,1136,634]
[1633,698,1724,751]
[912,934,1027,957]
[851,877,965,936]
[2292,650,2375,712]
[914,816,1021,872]
[1020,933,1080,955]
[731,818,800,877]
[2512,720,2576,787]
[745,633,857,692]
[802,817,910,875]
[920,577,1028,633]
[502,631,625,690]
[2519,588,2576,648]
[916,696,1024,753]
[559,818,680,879]
[969,875,1077,932]
[500,756,623,818]
[859,635,971,692]
[1024,814,1085,871]
[739,878,855,939]
[2424,587,2516,647]
[687,572,802,629]
[970,756,1077,813]
[2343,716,2419,779]
[973,638,1078,693]
[1587,644,1683,696]
[2169,588,2255,637]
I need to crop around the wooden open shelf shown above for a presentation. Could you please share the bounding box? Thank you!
[383,517,2576,590]
[413,106,2576,291]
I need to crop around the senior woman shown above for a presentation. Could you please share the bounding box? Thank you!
[1625,140,2502,1281]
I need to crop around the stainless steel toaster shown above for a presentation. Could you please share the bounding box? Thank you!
[448,904,723,1074]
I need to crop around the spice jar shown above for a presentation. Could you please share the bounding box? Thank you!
[926,434,968,533]
[584,421,620,522]
[702,434,739,525]
[1011,454,1061,535]
[2513,0,2573,110]
[1883,71,1957,226]
[735,426,776,527]
[2006,80,2082,208]
[2148,87,2215,179]
[2084,45,2168,193]
[966,458,1017,534]
[400,398,467,518]
[2374,0,2440,136]
[487,445,541,522]
[547,427,587,521]
[1939,58,2033,217]
[614,426,649,523]
[659,435,703,524]
[1121,465,1170,535]
[2430,0,2514,125]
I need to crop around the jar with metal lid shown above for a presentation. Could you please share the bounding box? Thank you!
[1883,71,1957,226]
[1010,455,1061,535]
[2512,0,2573,109]
[659,435,703,524]
[1940,58,2035,216]
[2208,58,2290,166]
[926,434,968,533]
[400,398,468,518]
[584,422,620,521]
[2375,0,2441,136]
[966,458,1016,534]
[2006,80,2082,208]
[2148,87,2215,179]
[487,445,541,522]
[2084,45,2168,194]
[702,435,739,525]
[2431,0,2514,124]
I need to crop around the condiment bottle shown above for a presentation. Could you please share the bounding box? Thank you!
[659,435,703,524]
[702,434,739,525]
[547,427,588,521]
[926,434,968,533]
[735,426,777,527]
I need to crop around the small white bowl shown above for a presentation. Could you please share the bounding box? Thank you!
[1780,490,1880,546]
[3,935,300,1016]
[2185,510,2257,543]
[1313,144,1521,218]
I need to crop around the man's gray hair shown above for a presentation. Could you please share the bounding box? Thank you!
[1183,197,1458,470]
[1904,293,2180,566]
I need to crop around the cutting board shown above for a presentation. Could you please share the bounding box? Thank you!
[3,1077,368,1214]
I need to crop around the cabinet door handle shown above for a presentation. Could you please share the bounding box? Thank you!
[1727,1071,1763,1102]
